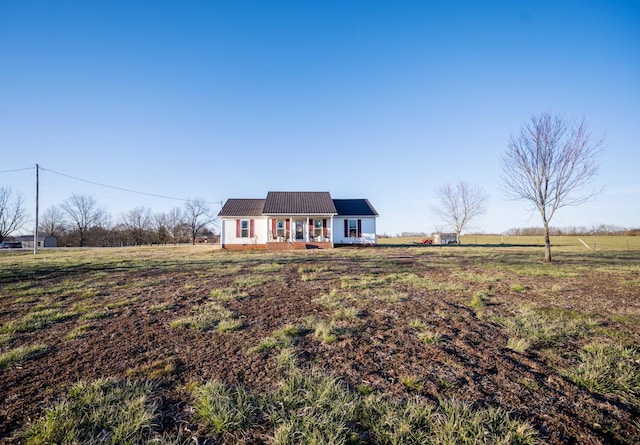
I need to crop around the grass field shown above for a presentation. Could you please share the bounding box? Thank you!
[1,242,639,444]
[379,234,640,251]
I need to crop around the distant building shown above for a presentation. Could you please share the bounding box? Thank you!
[13,235,58,249]
[195,235,221,244]
[432,233,458,245]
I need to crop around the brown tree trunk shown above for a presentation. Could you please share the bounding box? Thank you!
[543,218,552,262]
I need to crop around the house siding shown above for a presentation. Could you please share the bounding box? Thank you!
[333,216,377,245]
[220,216,268,248]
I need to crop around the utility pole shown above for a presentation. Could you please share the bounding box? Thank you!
[34,163,39,255]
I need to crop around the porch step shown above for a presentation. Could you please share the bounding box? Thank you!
[266,242,333,250]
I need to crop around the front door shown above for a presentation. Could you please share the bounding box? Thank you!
[295,220,304,240]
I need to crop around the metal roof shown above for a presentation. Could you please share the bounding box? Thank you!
[217,199,265,217]
[12,235,55,241]
[219,193,379,217]
[333,199,379,216]
[262,192,337,215]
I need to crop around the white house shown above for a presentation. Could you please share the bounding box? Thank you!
[218,191,378,250]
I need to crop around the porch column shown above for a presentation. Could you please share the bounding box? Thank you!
[330,216,334,244]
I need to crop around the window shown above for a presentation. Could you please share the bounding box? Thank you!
[236,219,255,238]
[277,220,286,238]
[348,219,357,238]
[314,220,323,238]
[343,219,361,238]
[240,220,250,238]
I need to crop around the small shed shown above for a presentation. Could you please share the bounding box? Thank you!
[13,235,58,249]
[432,233,458,245]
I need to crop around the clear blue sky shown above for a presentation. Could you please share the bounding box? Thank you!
[1,1,639,236]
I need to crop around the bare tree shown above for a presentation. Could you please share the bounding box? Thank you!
[432,181,487,244]
[121,207,152,245]
[60,194,107,247]
[39,206,66,238]
[184,199,215,245]
[155,207,187,243]
[87,214,117,247]
[502,113,604,262]
[152,212,171,245]
[0,187,29,242]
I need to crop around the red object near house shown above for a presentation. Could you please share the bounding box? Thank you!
[419,238,433,245]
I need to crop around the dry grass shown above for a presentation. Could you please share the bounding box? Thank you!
[1,244,639,444]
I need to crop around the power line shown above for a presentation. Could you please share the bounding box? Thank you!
[39,166,222,206]
[0,167,34,174]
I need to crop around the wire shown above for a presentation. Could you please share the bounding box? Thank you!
[0,167,34,174]
[39,166,222,206]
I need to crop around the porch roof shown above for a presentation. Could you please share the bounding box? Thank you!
[262,192,337,215]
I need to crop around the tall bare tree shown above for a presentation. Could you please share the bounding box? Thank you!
[502,113,604,262]
[152,212,171,245]
[184,199,215,245]
[87,214,116,247]
[151,207,187,243]
[39,206,66,238]
[166,207,186,242]
[0,187,29,242]
[121,206,152,245]
[60,194,106,247]
[432,181,487,244]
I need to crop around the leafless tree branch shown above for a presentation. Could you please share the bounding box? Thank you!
[60,194,107,247]
[184,199,216,244]
[432,181,488,243]
[0,187,29,242]
[501,113,604,261]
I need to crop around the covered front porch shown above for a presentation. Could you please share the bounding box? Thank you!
[266,216,334,247]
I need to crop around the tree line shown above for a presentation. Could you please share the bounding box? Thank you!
[0,190,217,246]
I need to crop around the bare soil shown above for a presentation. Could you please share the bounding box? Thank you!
[1,247,639,444]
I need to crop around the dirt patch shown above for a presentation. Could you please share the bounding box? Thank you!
[1,247,639,444]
